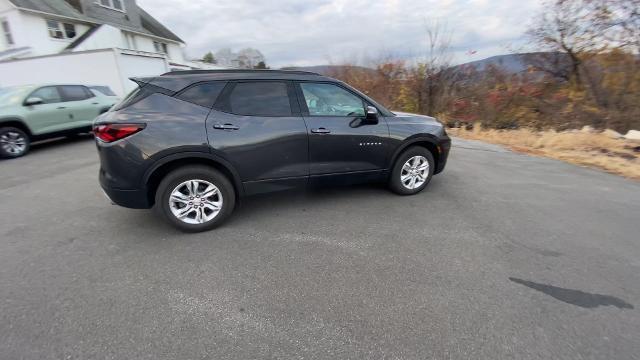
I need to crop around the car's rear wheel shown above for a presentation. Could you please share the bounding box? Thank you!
[389,146,435,195]
[155,165,235,232]
[0,127,30,159]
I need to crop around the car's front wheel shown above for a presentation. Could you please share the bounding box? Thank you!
[0,127,30,159]
[155,165,236,232]
[389,146,435,195]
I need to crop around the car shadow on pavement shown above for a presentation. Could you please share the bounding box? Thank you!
[509,277,634,309]
[227,179,443,223]
[227,184,388,220]
[114,176,445,238]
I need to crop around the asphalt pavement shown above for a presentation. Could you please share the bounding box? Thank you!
[1,135,639,359]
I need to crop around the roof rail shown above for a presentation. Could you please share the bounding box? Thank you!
[161,69,321,76]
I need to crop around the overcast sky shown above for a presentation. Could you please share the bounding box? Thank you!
[138,0,542,68]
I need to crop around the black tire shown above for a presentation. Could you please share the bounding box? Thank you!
[389,146,435,195]
[0,127,30,159]
[155,165,236,232]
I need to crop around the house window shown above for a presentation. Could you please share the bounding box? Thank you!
[124,33,137,50]
[1,19,13,46]
[47,20,76,39]
[47,20,63,39]
[63,23,76,38]
[99,0,124,12]
[153,41,168,54]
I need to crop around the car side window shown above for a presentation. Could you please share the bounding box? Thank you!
[176,82,226,108]
[300,83,365,117]
[89,86,117,96]
[60,85,93,102]
[228,82,292,116]
[29,86,62,104]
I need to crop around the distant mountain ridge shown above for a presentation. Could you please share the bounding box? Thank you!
[281,65,377,76]
[452,52,570,74]
[283,52,567,76]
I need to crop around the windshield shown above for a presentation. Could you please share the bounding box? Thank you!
[0,86,33,106]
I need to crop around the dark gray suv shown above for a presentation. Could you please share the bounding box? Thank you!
[94,70,450,232]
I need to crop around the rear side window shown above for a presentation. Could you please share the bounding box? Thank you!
[112,84,171,111]
[176,82,226,108]
[228,82,291,116]
[60,85,93,101]
[89,86,116,96]
[30,86,61,104]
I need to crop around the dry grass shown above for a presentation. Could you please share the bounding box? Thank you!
[448,126,640,180]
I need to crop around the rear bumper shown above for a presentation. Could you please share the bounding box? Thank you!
[100,170,151,209]
[96,136,152,209]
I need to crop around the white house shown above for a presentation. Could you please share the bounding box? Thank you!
[0,0,213,95]
[214,48,266,69]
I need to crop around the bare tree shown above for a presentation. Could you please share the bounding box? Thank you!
[405,21,455,116]
[528,0,612,88]
[589,0,640,52]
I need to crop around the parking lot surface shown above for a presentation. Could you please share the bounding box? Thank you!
[1,136,639,359]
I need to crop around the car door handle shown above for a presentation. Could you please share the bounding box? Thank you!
[92,102,100,105]
[213,123,239,130]
[57,106,66,109]
[311,128,331,134]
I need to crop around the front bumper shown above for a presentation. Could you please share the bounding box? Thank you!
[435,137,451,174]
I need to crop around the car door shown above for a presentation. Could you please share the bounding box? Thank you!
[297,81,390,177]
[22,86,69,135]
[205,81,309,195]
[59,85,100,129]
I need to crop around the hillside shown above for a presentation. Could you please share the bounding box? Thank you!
[280,65,378,76]
[284,52,568,76]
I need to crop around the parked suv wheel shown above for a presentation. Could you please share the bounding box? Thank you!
[389,147,435,195]
[155,165,236,232]
[0,127,30,159]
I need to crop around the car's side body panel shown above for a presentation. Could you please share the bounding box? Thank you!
[304,114,390,174]
[205,108,309,182]
[94,71,451,210]
[206,108,310,196]
[96,93,211,198]
[292,80,392,176]
[385,113,451,171]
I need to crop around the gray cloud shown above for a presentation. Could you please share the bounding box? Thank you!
[138,0,542,67]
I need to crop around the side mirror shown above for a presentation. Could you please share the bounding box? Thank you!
[24,97,43,106]
[365,105,379,123]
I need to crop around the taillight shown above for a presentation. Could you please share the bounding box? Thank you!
[94,123,145,143]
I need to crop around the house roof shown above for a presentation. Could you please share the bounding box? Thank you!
[7,0,94,22]
[138,8,183,43]
[7,0,184,43]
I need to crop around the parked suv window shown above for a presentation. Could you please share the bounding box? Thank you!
[60,85,93,102]
[228,82,291,116]
[176,82,226,108]
[300,83,365,117]
[30,86,62,104]
[89,86,117,96]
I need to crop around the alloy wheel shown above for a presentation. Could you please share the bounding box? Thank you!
[169,179,223,224]
[400,155,429,190]
[0,131,27,155]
